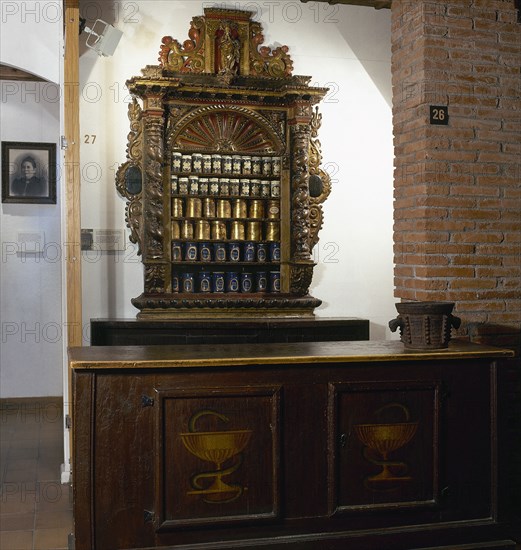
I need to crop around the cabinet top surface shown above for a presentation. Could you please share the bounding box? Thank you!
[69,340,514,370]
[89,317,368,327]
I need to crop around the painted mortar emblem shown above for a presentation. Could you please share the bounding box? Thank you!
[354,403,418,491]
[180,410,252,503]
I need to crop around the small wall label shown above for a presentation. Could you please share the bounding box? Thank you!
[430,106,449,125]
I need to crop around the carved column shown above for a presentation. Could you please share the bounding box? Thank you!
[290,122,311,260]
[289,101,314,296]
[142,94,166,294]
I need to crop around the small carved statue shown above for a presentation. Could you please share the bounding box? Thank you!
[217,22,240,76]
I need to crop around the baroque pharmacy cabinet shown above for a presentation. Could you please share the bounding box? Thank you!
[116,8,331,319]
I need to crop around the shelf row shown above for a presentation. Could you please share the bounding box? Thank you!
[172,270,281,294]
[173,219,280,241]
[171,176,280,198]
[172,241,280,263]
[172,197,280,220]
[171,152,281,177]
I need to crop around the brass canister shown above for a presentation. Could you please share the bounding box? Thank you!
[172,198,183,218]
[231,221,245,241]
[171,221,181,239]
[265,220,280,241]
[186,197,202,218]
[211,220,228,240]
[232,199,247,219]
[195,219,211,240]
[202,198,216,218]
[249,199,264,219]
[266,200,280,219]
[181,220,194,239]
[246,221,262,241]
[217,199,232,218]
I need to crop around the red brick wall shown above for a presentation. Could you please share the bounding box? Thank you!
[391,0,521,334]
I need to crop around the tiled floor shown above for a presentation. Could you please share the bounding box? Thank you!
[0,398,72,550]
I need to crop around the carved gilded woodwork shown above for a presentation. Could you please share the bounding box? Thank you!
[290,263,315,296]
[249,21,293,78]
[159,16,206,73]
[167,106,284,154]
[144,264,166,295]
[142,112,165,263]
[116,99,143,253]
[116,8,331,318]
[159,9,293,79]
[290,124,312,261]
[308,107,332,251]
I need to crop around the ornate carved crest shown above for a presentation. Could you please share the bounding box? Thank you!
[249,21,293,78]
[159,16,206,73]
[158,8,293,78]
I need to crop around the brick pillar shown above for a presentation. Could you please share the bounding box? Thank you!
[391,0,521,334]
[391,2,520,533]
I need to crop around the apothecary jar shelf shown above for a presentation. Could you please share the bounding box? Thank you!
[116,7,331,318]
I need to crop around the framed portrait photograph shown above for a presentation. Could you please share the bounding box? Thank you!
[1,141,57,204]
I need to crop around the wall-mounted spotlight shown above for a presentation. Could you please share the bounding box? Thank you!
[80,18,123,57]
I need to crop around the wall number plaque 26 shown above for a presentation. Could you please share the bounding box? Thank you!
[429,106,449,125]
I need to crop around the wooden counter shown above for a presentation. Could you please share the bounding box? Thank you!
[70,340,517,549]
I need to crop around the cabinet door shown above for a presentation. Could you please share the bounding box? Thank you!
[327,361,495,527]
[328,380,441,514]
[154,385,282,530]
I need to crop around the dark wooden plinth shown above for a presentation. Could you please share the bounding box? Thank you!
[89,317,370,346]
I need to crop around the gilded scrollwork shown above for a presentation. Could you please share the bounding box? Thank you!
[308,106,332,250]
[291,124,311,261]
[115,99,143,254]
[159,16,205,73]
[249,22,293,78]
[127,98,143,163]
[308,205,323,252]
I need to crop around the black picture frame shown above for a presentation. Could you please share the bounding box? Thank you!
[1,141,57,204]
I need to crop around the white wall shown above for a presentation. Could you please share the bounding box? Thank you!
[0,1,62,84]
[0,2,64,398]
[0,82,63,397]
[79,0,396,341]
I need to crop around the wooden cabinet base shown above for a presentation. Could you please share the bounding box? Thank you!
[70,341,518,549]
[89,317,370,346]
